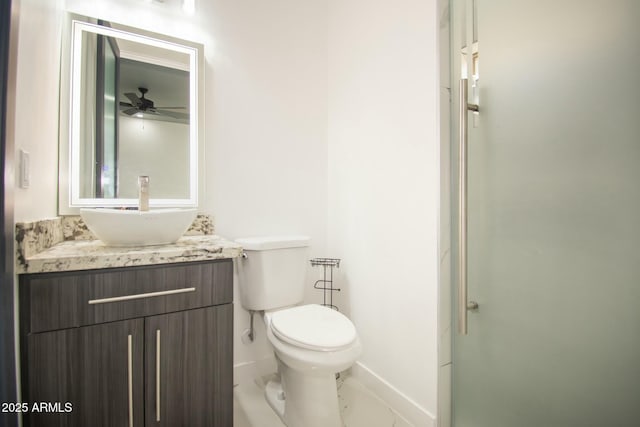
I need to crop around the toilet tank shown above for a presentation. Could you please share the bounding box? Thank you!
[235,236,310,311]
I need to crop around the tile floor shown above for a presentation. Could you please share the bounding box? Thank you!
[234,374,413,427]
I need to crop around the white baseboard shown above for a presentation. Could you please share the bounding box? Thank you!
[351,362,436,427]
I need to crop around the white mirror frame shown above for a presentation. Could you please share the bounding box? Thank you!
[58,16,204,214]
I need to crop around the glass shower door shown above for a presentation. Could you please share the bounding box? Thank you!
[451,1,640,426]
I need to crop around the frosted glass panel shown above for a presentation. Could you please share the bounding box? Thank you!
[452,1,640,426]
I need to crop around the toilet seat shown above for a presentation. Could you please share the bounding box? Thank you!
[270,304,357,352]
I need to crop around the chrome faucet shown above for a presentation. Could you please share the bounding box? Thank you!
[138,175,150,211]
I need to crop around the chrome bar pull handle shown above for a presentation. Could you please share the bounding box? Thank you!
[458,78,479,335]
[88,287,196,305]
[128,334,134,427]
[156,329,161,422]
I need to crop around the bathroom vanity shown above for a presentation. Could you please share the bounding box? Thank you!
[15,219,241,427]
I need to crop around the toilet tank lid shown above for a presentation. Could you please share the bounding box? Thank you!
[235,235,310,250]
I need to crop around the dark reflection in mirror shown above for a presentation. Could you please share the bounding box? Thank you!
[95,30,119,198]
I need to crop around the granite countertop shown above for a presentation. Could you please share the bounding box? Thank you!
[15,215,242,274]
[18,235,243,274]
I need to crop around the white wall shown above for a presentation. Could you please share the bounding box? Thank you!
[198,0,329,365]
[327,0,440,423]
[118,117,189,199]
[13,0,64,222]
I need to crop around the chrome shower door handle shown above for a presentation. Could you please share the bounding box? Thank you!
[458,78,479,335]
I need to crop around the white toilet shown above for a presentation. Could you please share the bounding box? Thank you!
[236,236,362,427]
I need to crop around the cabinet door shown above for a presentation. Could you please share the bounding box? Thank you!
[145,304,233,427]
[26,319,144,427]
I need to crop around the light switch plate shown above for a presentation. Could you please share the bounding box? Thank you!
[19,149,30,189]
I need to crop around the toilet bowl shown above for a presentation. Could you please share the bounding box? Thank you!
[263,305,362,427]
[235,236,362,427]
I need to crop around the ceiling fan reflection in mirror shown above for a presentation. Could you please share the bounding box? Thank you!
[119,87,189,123]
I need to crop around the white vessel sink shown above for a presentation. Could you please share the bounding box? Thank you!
[80,208,197,247]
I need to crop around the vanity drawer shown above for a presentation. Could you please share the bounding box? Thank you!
[22,260,232,333]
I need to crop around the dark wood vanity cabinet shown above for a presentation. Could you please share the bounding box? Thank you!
[26,318,145,426]
[19,259,233,427]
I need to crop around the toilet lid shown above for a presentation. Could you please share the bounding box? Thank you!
[270,304,357,352]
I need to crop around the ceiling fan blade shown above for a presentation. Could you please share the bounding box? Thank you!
[154,106,187,110]
[119,101,134,107]
[122,108,139,115]
[156,109,190,120]
[124,92,142,106]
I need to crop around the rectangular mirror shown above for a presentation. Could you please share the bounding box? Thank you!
[59,16,204,213]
